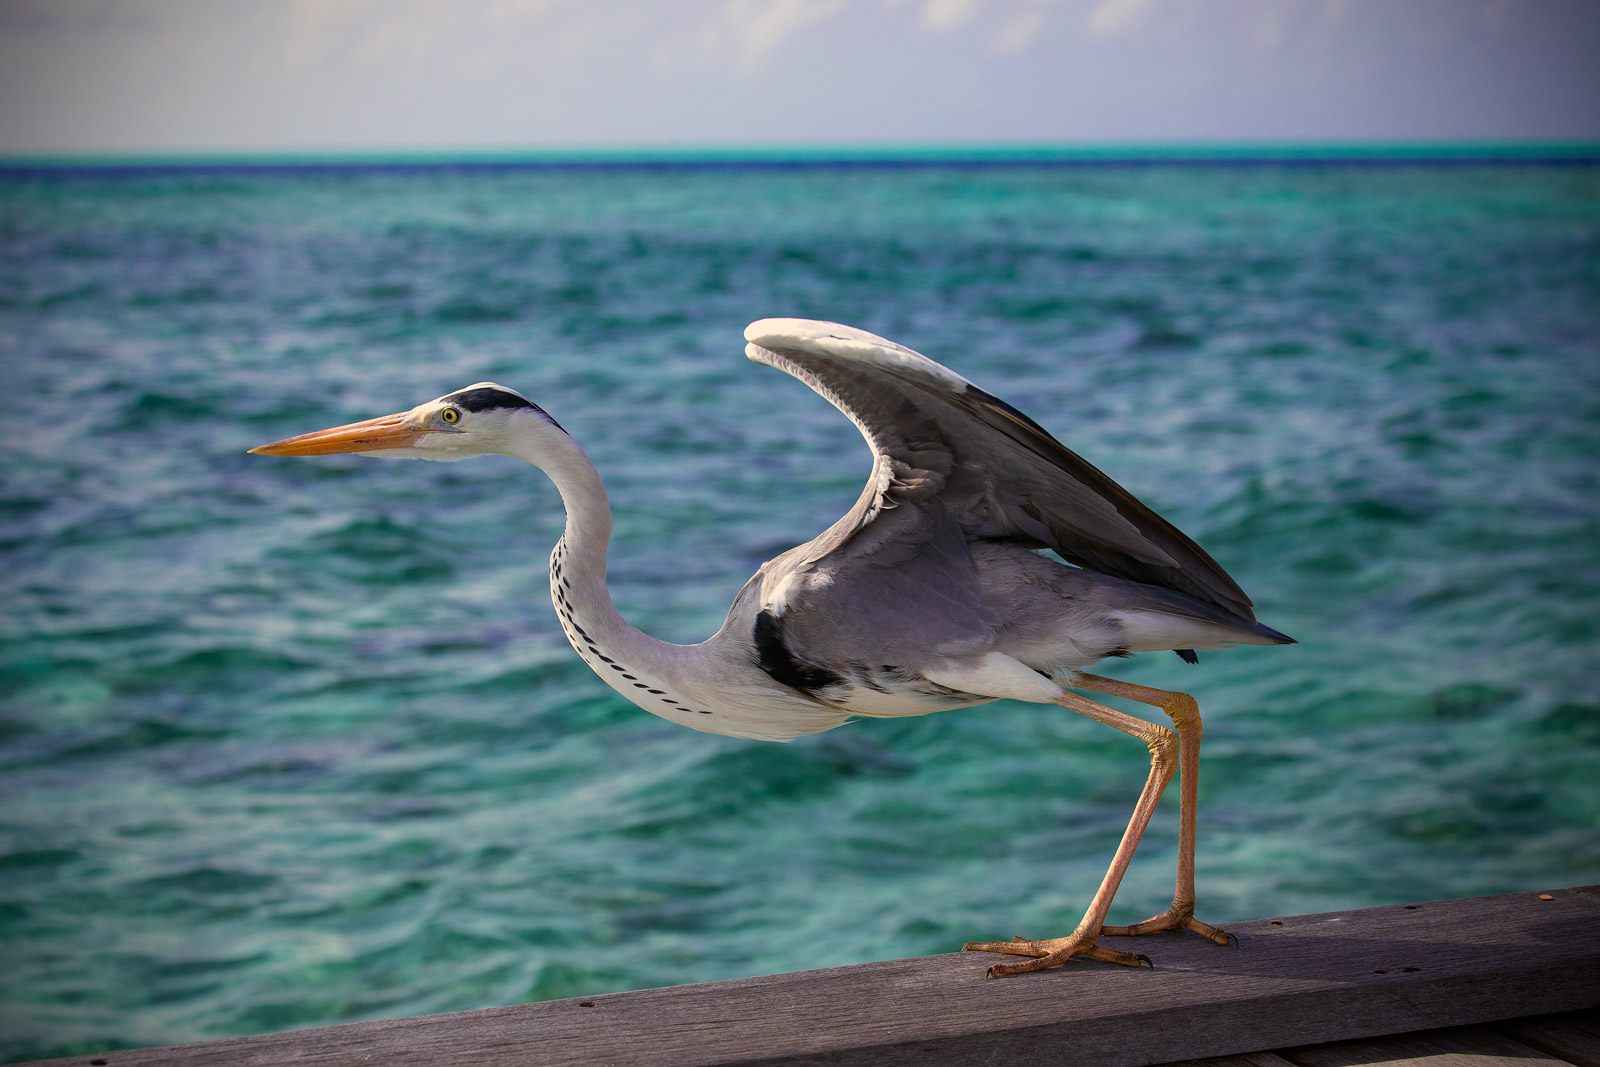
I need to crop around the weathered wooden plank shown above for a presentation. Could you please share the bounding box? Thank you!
[1160,1050,1301,1066]
[1171,1021,1592,1067]
[21,887,1600,1067]
[1279,1025,1572,1066]
[1496,1010,1600,1067]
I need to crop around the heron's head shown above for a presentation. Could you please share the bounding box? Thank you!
[249,383,566,462]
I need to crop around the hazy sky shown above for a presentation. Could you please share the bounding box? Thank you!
[1,0,1597,155]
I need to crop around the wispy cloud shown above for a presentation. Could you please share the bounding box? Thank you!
[1,0,1595,152]
[722,0,848,66]
[286,0,571,69]
[990,8,1047,53]
[921,0,979,31]
[1086,0,1153,37]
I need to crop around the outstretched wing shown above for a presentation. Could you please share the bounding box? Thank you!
[745,318,1257,622]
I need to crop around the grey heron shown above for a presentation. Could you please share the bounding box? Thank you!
[250,318,1293,975]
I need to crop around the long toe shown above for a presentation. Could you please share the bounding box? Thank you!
[962,937,1048,958]
[965,935,1144,975]
[1101,906,1231,945]
[1183,916,1232,944]
[985,947,1080,976]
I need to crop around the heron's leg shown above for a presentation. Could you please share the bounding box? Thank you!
[1069,673,1229,945]
[963,691,1177,975]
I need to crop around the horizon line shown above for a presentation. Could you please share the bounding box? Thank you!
[3,140,1598,174]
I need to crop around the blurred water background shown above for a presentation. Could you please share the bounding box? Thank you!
[2,160,1598,1061]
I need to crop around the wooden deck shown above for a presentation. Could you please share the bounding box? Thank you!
[23,886,1600,1067]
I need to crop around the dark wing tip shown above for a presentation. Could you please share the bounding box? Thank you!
[1255,623,1297,645]
[961,385,1259,620]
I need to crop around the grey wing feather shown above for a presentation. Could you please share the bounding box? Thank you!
[763,499,1002,674]
[745,318,1258,622]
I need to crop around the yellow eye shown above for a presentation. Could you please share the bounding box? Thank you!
[441,407,460,424]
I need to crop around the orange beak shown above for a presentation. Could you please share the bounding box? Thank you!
[249,412,433,456]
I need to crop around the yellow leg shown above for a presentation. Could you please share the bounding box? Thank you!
[1070,673,1230,946]
[963,691,1177,975]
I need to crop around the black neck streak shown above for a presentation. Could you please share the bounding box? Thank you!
[550,539,712,716]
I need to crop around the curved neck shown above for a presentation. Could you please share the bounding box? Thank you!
[500,422,851,743]
[505,430,688,683]
[538,436,617,596]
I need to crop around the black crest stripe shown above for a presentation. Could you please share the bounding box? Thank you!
[444,387,566,432]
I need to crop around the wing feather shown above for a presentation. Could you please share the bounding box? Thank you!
[745,318,1257,621]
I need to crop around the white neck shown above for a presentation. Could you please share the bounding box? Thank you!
[500,418,853,743]
[503,429,693,697]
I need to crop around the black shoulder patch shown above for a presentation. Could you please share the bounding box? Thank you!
[1175,648,1199,664]
[754,610,844,695]
[444,387,566,432]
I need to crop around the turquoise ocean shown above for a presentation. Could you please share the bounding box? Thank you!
[2,158,1598,1061]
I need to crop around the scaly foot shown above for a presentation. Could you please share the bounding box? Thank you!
[1100,903,1231,945]
[963,934,1147,976]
